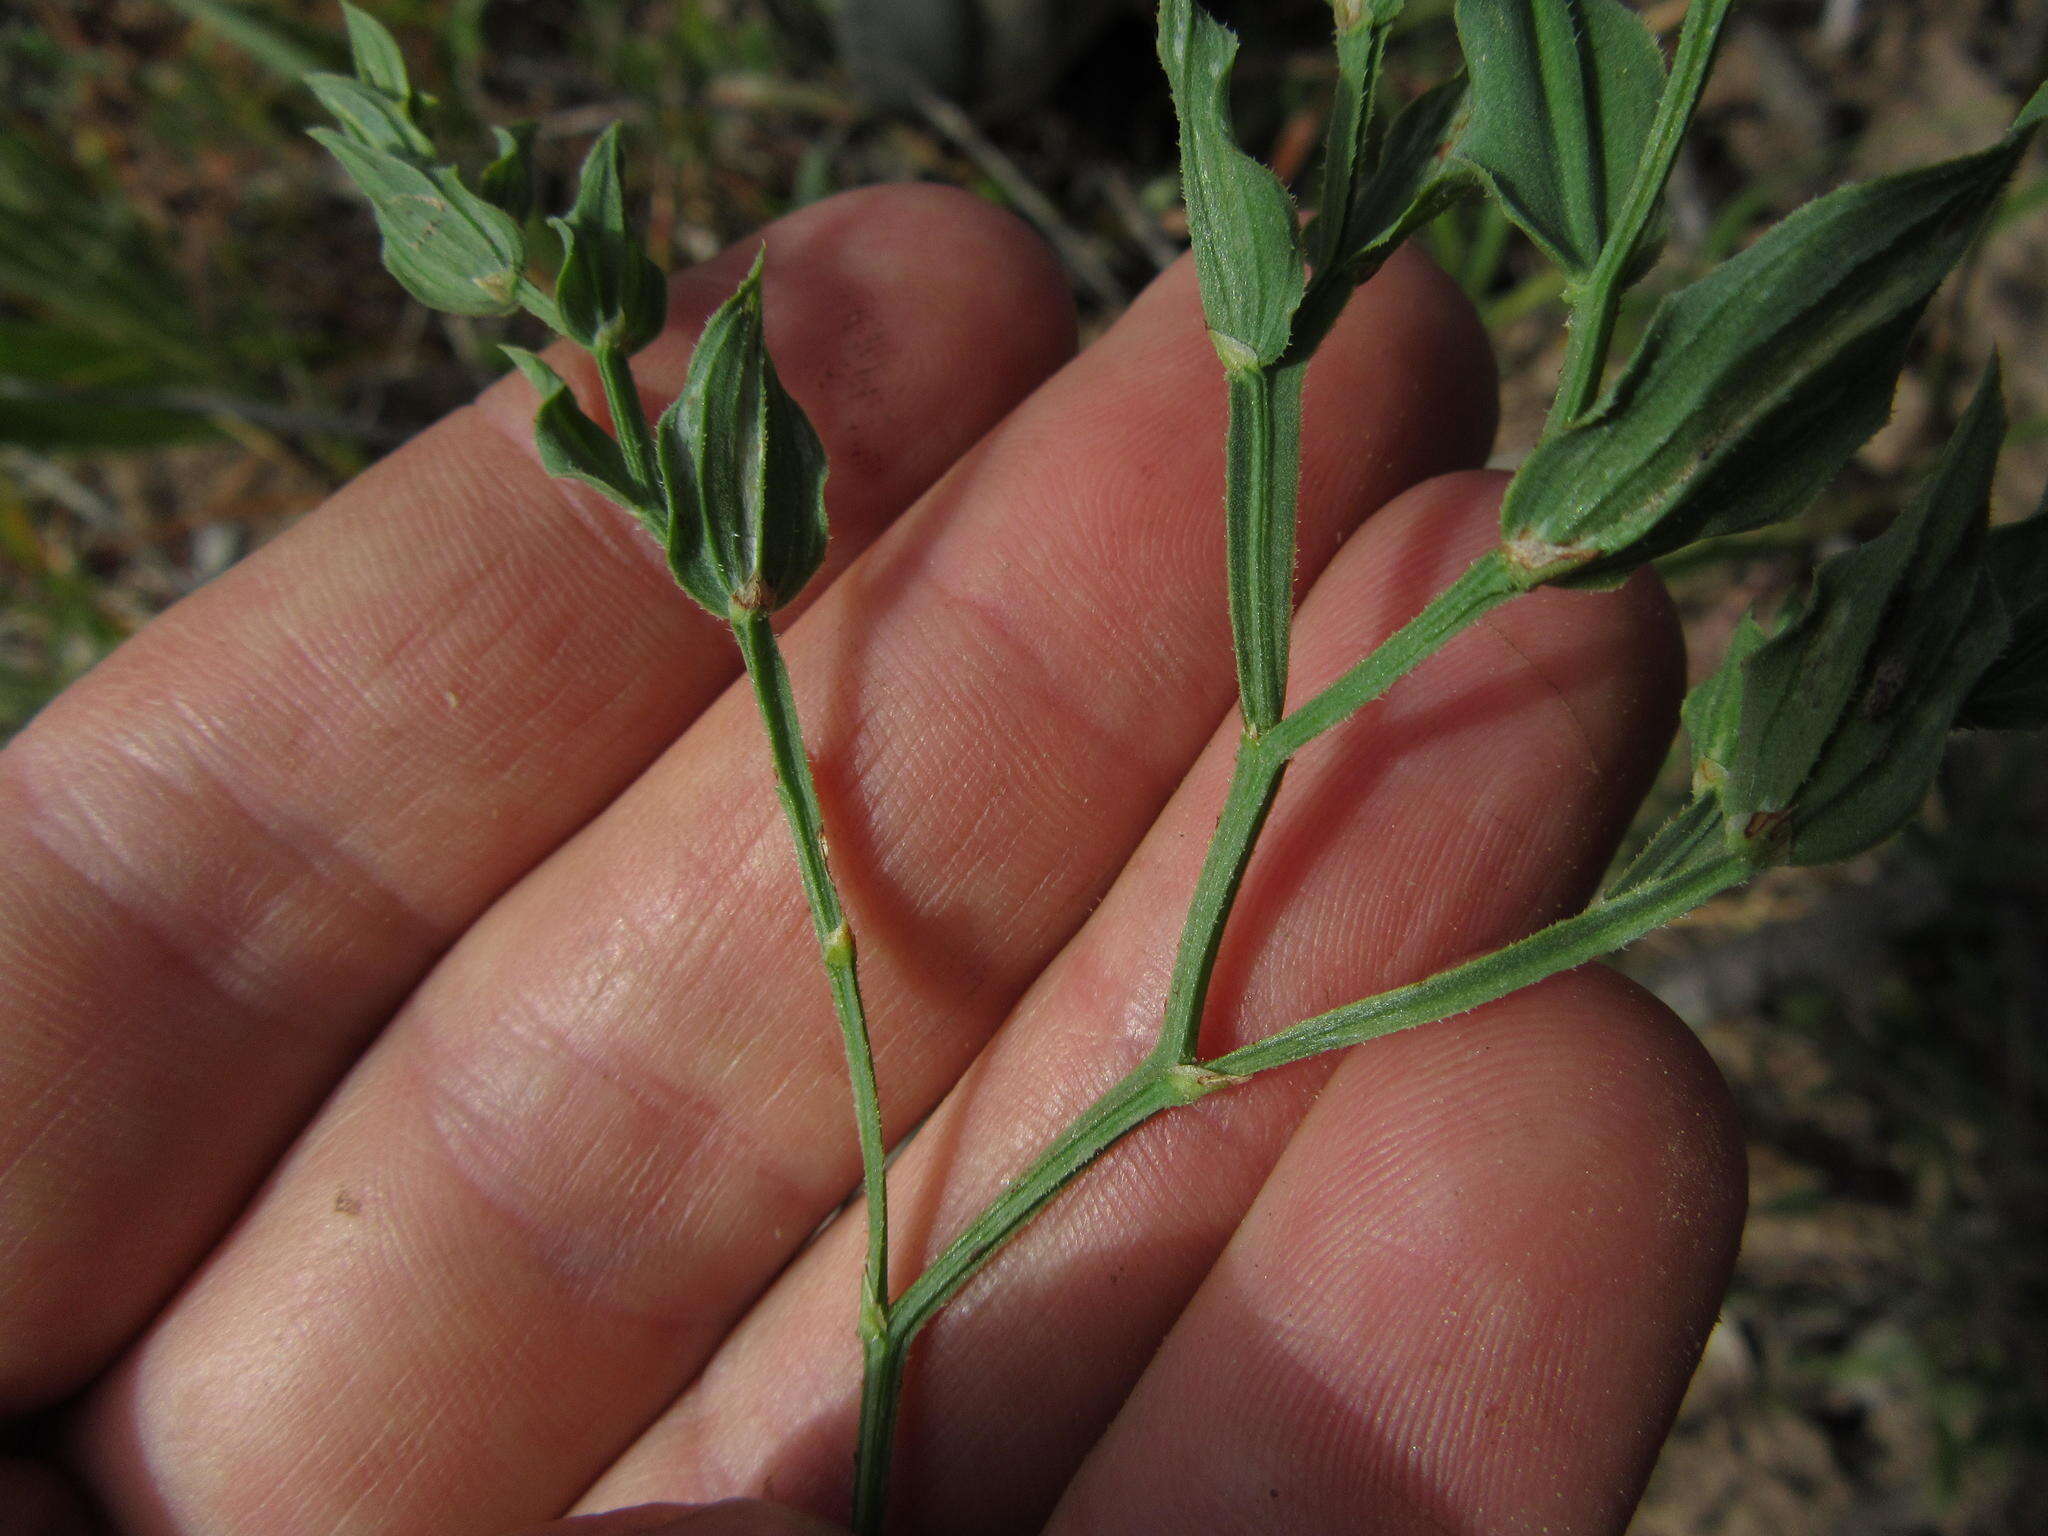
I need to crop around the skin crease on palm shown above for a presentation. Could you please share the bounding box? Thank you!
[0,185,1748,1536]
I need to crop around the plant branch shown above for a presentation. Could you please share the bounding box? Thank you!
[1207,850,1749,1076]
[1150,733,1288,1067]
[594,341,659,497]
[729,605,891,1439]
[852,1059,1212,1532]
[850,830,1751,1531]
[1266,548,1519,760]
[1546,0,1737,434]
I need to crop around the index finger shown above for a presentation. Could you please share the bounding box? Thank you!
[0,185,1075,1407]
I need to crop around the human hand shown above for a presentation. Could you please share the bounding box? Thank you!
[0,186,1742,1535]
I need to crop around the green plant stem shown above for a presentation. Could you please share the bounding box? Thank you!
[1224,363,1306,734]
[595,340,658,495]
[729,605,891,1419]
[1209,850,1749,1075]
[1545,0,1736,434]
[851,1058,1217,1533]
[850,839,1751,1528]
[1151,732,1288,1066]
[1267,548,1519,758]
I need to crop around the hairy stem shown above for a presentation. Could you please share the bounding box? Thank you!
[1267,549,1519,759]
[1224,363,1307,734]
[1151,733,1288,1067]
[729,605,891,1468]
[1545,0,1737,434]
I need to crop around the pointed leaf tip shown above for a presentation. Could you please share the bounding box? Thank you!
[552,123,667,354]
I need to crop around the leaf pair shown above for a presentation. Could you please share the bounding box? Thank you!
[507,254,827,617]
[307,4,527,317]
[1680,368,2046,869]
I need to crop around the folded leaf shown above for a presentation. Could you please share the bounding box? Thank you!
[339,1,412,104]
[1158,0,1305,371]
[1720,367,2012,866]
[501,348,651,523]
[311,131,525,316]
[1499,130,2035,585]
[550,124,667,355]
[1452,0,1664,279]
[656,251,829,615]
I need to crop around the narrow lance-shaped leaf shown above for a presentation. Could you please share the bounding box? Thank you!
[1722,366,2012,867]
[1957,488,2048,730]
[1158,0,1305,371]
[1499,124,2038,585]
[656,250,829,616]
[501,348,652,525]
[550,124,667,355]
[1452,0,1665,280]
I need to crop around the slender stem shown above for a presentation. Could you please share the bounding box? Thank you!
[595,340,659,496]
[1207,853,1749,1077]
[1546,0,1737,434]
[1151,733,1288,1067]
[1267,549,1519,760]
[852,1060,1211,1532]
[729,605,891,1431]
[1223,363,1307,735]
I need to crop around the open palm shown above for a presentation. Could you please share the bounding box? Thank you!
[0,187,1743,1536]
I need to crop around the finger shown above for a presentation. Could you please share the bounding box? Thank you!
[0,185,1074,1407]
[571,473,1686,1531]
[1046,967,1744,1534]
[503,1502,843,1536]
[77,253,1497,1536]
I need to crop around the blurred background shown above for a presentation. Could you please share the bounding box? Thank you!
[5,1,2046,1529]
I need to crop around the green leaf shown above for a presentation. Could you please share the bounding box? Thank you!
[478,123,537,225]
[1958,492,2048,729]
[1452,0,1665,279]
[340,1,412,103]
[550,125,668,354]
[1158,0,1306,371]
[1681,610,1768,793]
[1323,76,1470,283]
[310,131,524,317]
[1722,367,2012,866]
[501,348,650,522]
[655,251,829,615]
[1500,133,2034,585]
[303,71,433,158]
